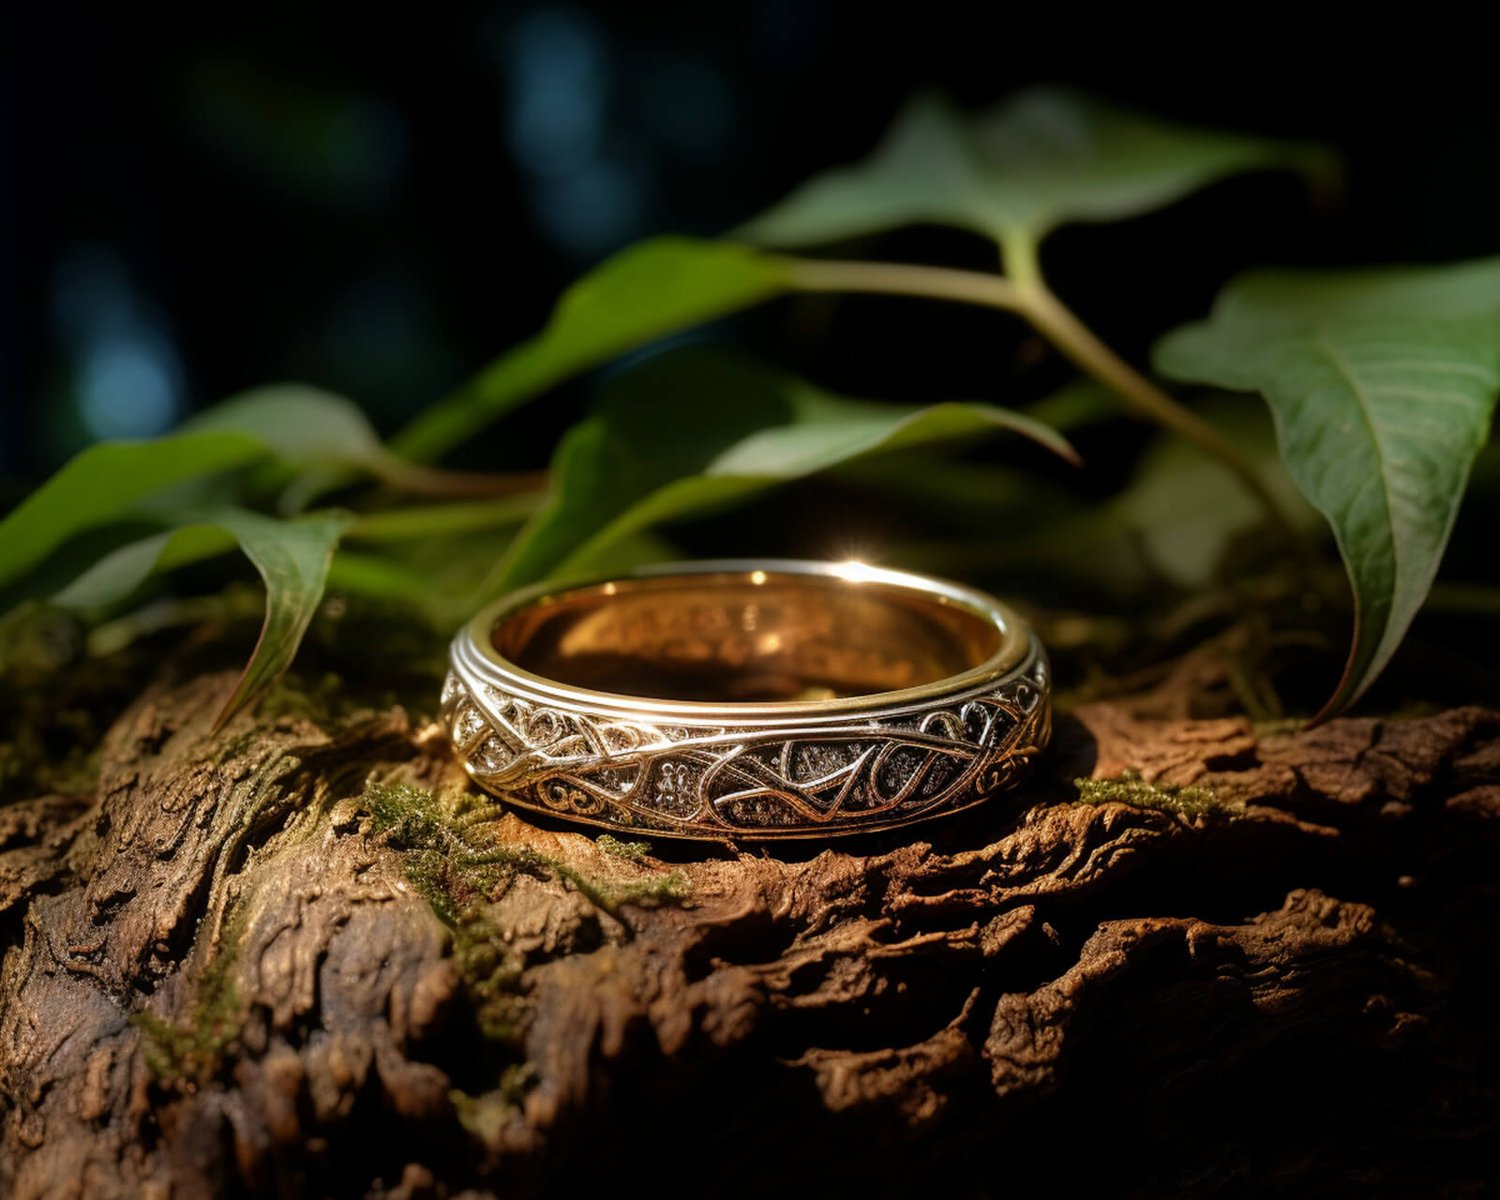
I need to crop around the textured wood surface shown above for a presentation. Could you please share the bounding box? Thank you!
[2,656,1498,1197]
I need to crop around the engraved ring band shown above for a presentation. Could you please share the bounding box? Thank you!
[439,560,1050,840]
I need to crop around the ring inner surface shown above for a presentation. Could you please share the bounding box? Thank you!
[492,572,1003,703]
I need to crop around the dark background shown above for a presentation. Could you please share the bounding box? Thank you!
[5,6,1498,487]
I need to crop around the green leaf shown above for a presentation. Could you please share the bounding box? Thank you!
[210,509,354,727]
[184,385,391,472]
[52,524,240,612]
[740,89,1326,249]
[187,384,513,507]
[0,432,266,589]
[536,529,683,583]
[1022,379,1120,434]
[392,237,791,463]
[491,348,1075,591]
[3,386,461,601]
[1154,256,1500,717]
[342,505,546,626]
[1107,398,1323,588]
[324,550,440,605]
[42,505,353,722]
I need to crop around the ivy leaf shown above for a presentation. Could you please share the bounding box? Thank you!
[1155,256,1500,717]
[0,433,265,589]
[490,349,1075,591]
[393,237,791,463]
[209,508,354,727]
[740,89,1326,249]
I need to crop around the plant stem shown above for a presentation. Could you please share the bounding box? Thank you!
[782,253,1294,532]
[1018,284,1290,526]
[784,258,1030,313]
[998,231,1292,528]
[346,496,545,542]
[378,463,550,498]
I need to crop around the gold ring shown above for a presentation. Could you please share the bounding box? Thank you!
[440,560,1050,840]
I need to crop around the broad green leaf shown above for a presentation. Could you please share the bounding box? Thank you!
[741,89,1326,249]
[341,506,546,626]
[185,385,391,471]
[1107,399,1323,588]
[490,349,1075,591]
[57,529,449,635]
[324,550,440,605]
[392,237,791,464]
[188,385,519,507]
[0,433,266,588]
[41,505,353,720]
[1155,256,1500,716]
[3,386,461,600]
[1023,380,1119,434]
[535,530,683,587]
[209,509,354,727]
[52,524,240,611]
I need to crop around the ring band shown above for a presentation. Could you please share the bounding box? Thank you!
[439,560,1050,840]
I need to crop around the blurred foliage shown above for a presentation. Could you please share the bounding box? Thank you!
[2,88,1497,725]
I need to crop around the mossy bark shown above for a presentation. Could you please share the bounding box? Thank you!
[2,650,1498,1197]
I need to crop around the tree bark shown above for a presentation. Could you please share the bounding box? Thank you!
[2,654,1497,1197]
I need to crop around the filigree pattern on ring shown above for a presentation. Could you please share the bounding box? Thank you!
[440,646,1048,837]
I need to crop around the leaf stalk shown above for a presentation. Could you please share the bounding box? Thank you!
[783,251,1295,533]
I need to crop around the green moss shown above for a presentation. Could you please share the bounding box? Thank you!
[360,780,688,1046]
[207,726,261,765]
[1074,769,1233,818]
[596,833,652,860]
[363,781,688,917]
[449,1064,538,1145]
[132,913,245,1086]
[543,855,688,912]
[450,1087,510,1144]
